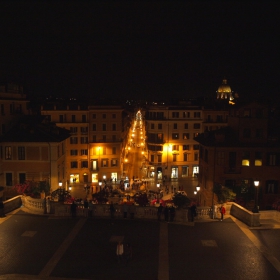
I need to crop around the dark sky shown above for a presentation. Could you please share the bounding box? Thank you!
[0,1,279,101]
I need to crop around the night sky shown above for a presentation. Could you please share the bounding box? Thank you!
[0,1,279,101]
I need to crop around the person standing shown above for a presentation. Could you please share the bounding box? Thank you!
[83,199,89,217]
[116,241,124,263]
[88,200,93,217]
[124,243,132,264]
[164,206,169,222]
[0,199,5,218]
[122,202,128,218]
[70,201,77,218]
[46,197,51,214]
[110,202,116,223]
[157,203,163,221]
[170,205,175,222]
[220,204,226,221]
[190,203,197,222]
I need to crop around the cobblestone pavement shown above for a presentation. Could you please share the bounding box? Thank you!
[0,208,280,280]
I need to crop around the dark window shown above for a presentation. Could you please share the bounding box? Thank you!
[112,147,117,154]
[19,173,26,184]
[18,146,25,160]
[82,115,86,122]
[71,161,78,168]
[81,161,88,168]
[172,133,179,139]
[193,123,200,129]
[158,123,162,129]
[71,115,76,122]
[173,123,177,129]
[172,112,179,118]
[151,123,155,129]
[102,114,106,119]
[101,159,109,167]
[80,137,88,144]
[243,129,251,138]
[183,133,189,140]
[92,114,96,119]
[70,150,78,156]
[157,154,162,163]
[229,152,236,168]
[172,145,179,151]
[266,180,278,194]
[183,145,189,150]
[193,145,199,150]
[81,149,88,155]
[112,114,116,118]
[112,124,116,131]
[102,124,106,131]
[184,123,188,129]
[6,173,12,186]
[92,124,96,131]
[70,137,78,144]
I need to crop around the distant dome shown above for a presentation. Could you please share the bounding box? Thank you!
[216,79,233,100]
[217,79,231,93]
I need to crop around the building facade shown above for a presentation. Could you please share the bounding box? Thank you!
[40,103,129,191]
[0,116,69,191]
[195,101,280,209]
[144,104,203,181]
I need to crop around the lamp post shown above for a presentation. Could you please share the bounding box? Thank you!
[196,186,200,206]
[253,180,260,213]
[99,181,102,192]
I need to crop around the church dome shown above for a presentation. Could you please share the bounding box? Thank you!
[217,79,231,93]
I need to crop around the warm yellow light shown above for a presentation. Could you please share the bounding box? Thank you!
[128,147,131,150]
[125,158,128,162]
[196,186,200,192]
[142,151,144,154]
[254,181,260,187]
[242,159,250,166]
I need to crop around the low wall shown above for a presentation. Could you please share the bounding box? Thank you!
[3,196,22,214]
[230,202,260,227]
[259,210,280,222]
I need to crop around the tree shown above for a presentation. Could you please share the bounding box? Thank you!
[172,193,190,209]
[214,183,236,203]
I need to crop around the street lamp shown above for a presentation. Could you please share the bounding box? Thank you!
[157,183,160,188]
[196,186,200,205]
[253,180,260,213]
[58,181,63,188]
[99,181,102,191]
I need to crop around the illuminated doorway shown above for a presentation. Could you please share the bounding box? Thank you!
[171,166,178,179]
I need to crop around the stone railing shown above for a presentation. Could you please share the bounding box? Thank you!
[3,196,22,214]
[196,206,213,219]
[54,203,190,223]
[21,196,45,214]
